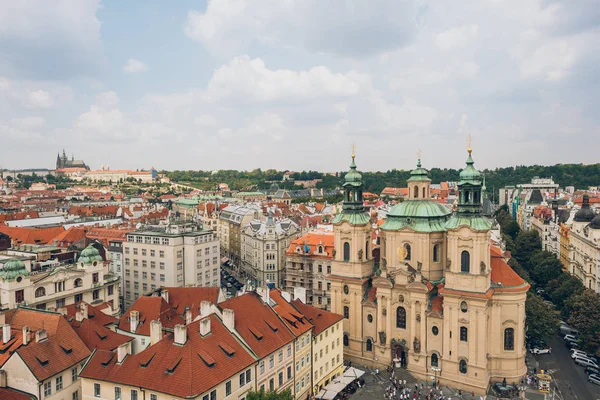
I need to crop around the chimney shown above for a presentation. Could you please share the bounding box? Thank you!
[174,324,187,345]
[184,306,192,324]
[80,303,88,319]
[0,370,6,388]
[161,289,169,303]
[200,301,211,317]
[281,291,292,302]
[262,286,270,305]
[117,342,129,363]
[75,310,85,322]
[22,326,29,346]
[129,310,139,333]
[2,324,10,344]
[199,317,211,336]
[35,329,48,343]
[150,320,163,345]
[223,309,235,331]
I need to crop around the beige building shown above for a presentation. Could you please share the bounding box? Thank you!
[0,244,120,315]
[568,195,600,292]
[292,298,344,395]
[123,222,219,309]
[284,231,334,309]
[218,205,260,266]
[241,216,300,286]
[329,151,529,394]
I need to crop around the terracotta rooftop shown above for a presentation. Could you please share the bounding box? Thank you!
[219,292,295,358]
[0,226,66,245]
[80,315,256,398]
[6,308,91,381]
[291,300,343,336]
[0,387,36,400]
[158,287,221,320]
[118,297,185,336]
[269,289,313,336]
[51,227,87,247]
[64,302,118,327]
[490,246,530,292]
[67,317,133,352]
[286,232,334,258]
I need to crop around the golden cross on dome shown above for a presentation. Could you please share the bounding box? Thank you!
[351,143,356,159]
[417,149,422,159]
[467,134,473,152]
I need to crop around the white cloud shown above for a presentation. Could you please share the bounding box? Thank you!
[435,25,479,51]
[123,59,149,73]
[0,77,72,109]
[520,39,578,81]
[185,0,418,58]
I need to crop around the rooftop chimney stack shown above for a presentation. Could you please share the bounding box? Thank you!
[2,324,10,344]
[262,286,271,305]
[80,303,88,319]
[35,329,47,343]
[223,309,235,331]
[200,301,211,317]
[174,324,187,345]
[75,310,85,322]
[150,320,163,345]
[22,326,29,346]
[185,307,192,324]
[200,317,211,336]
[117,342,130,363]
[129,310,139,333]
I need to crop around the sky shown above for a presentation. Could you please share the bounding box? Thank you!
[1,0,599,172]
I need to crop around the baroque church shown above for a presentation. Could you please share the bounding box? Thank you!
[330,147,529,394]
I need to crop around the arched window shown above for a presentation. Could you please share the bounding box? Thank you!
[431,353,438,367]
[460,251,470,273]
[422,187,426,198]
[74,278,83,288]
[396,307,406,329]
[35,287,45,298]
[343,334,349,347]
[433,244,439,262]
[404,243,411,261]
[414,185,419,198]
[460,326,468,342]
[504,328,514,351]
[343,306,349,319]
[366,338,373,352]
[459,359,467,374]
[343,242,350,262]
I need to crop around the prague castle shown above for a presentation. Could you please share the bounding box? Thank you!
[56,149,89,170]
[329,147,529,394]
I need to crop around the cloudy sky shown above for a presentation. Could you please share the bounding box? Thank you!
[1,0,599,172]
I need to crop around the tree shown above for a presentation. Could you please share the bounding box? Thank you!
[525,294,558,346]
[529,251,563,286]
[508,258,530,282]
[502,234,516,255]
[547,275,585,310]
[565,290,600,357]
[504,220,521,241]
[246,389,293,400]
[514,230,542,269]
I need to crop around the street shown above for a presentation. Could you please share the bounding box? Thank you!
[531,336,600,400]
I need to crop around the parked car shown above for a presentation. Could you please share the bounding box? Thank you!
[585,366,600,375]
[493,383,510,398]
[536,289,545,295]
[574,357,599,368]
[530,347,551,355]
[564,334,578,341]
[571,350,589,359]
[589,374,600,386]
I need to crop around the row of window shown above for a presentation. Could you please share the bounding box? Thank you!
[291,262,331,274]
[259,345,293,375]
[32,288,106,310]
[314,339,340,362]
[44,367,78,397]
[314,355,341,381]
[94,384,162,400]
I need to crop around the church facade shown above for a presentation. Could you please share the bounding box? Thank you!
[329,149,529,394]
[56,149,89,170]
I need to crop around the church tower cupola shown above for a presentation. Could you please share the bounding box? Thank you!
[456,146,483,215]
[333,147,371,226]
[407,154,431,200]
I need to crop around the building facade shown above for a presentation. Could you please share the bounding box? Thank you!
[241,216,300,286]
[329,150,529,394]
[284,231,334,309]
[568,195,600,292]
[122,222,219,309]
[218,205,259,266]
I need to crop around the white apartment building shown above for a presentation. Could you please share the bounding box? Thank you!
[218,204,260,266]
[568,195,600,292]
[0,244,120,315]
[241,216,300,286]
[123,222,219,309]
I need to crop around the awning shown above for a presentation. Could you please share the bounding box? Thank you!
[343,366,365,379]
[316,382,346,399]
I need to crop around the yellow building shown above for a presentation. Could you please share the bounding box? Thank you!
[559,223,571,272]
[329,149,529,395]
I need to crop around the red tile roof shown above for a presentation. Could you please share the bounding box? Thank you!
[490,246,530,292]
[64,302,118,327]
[430,295,443,313]
[80,315,256,398]
[219,292,295,358]
[0,226,66,245]
[51,227,87,247]
[67,317,133,351]
[158,287,221,320]
[286,232,334,259]
[0,211,40,223]
[118,297,185,336]
[7,308,91,381]
[0,387,36,400]
[269,289,313,336]
[86,227,133,247]
[0,327,26,367]
[291,300,343,336]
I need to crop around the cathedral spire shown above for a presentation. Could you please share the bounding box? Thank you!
[332,148,370,225]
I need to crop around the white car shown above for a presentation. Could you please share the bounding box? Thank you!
[564,334,578,342]
[530,347,551,355]
[571,350,589,359]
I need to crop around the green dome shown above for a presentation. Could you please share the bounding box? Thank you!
[78,244,103,264]
[382,200,451,232]
[343,156,362,187]
[407,159,431,182]
[0,259,30,280]
[459,150,481,183]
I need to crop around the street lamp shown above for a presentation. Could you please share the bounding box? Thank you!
[431,367,441,388]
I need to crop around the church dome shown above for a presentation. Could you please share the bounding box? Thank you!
[574,195,595,222]
[78,244,103,264]
[0,259,30,280]
[382,200,451,232]
[590,213,600,229]
[459,150,481,182]
[407,159,430,182]
[343,157,362,187]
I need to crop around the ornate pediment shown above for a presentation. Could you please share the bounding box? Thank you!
[502,319,517,326]
[341,298,351,304]
[458,318,468,324]
[372,276,393,288]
